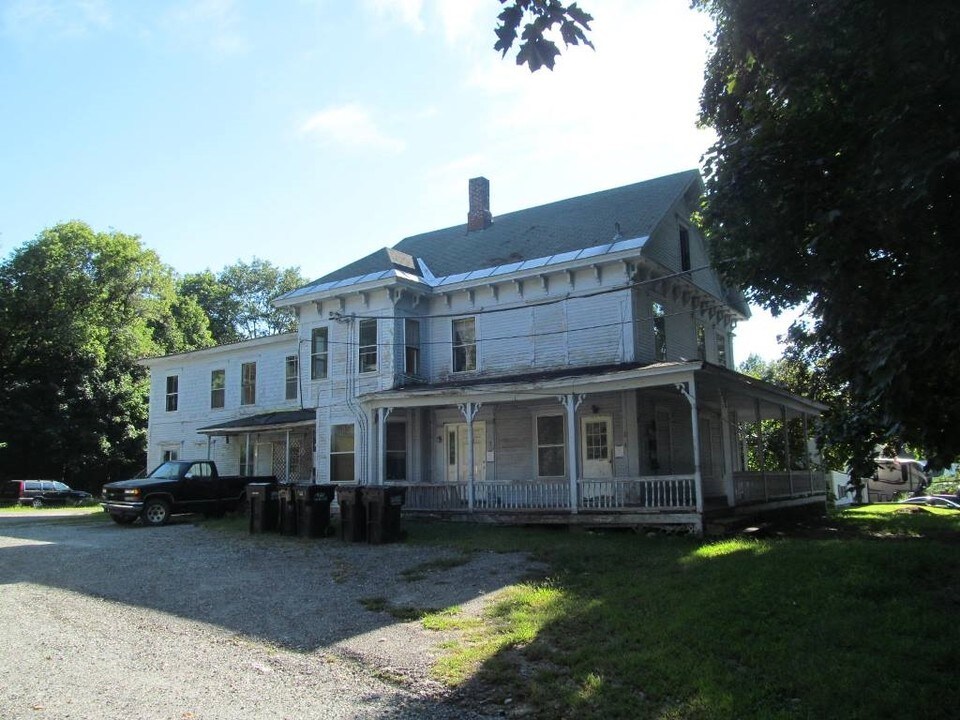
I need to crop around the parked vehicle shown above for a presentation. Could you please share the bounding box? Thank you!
[100,460,273,526]
[0,479,94,508]
[865,456,928,502]
[897,495,960,510]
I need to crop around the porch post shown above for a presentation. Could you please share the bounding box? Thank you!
[781,405,793,495]
[803,412,813,492]
[560,394,584,514]
[676,380,704,514]
[377,407,393,485]
[244,433,251,477]
[285,429,291,483]
[755,398,767,501]
[459,402,481,512]
[719,392,735,506]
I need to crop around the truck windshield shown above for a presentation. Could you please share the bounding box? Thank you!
[148,462,183,479]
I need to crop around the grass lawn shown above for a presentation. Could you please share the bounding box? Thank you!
[404,506,960,719]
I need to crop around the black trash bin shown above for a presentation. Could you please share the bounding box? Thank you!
[277,484,298,536]
[336,485,366,542]
[247,482,279,534]
[295,483,336,538]
[362,485,407,544]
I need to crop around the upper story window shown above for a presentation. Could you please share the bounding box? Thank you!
[696,323,706,361]
[404,319,421,376]
[210,369,225,409]
[311,327,328,380]
[452,317,477,372]
[717,333,728,368]
[652,303,667,361]
[285,355,299,400]
[241,362,256,405]
[358,319,378,373]
[679,225,691,272]
[165,375,178,412]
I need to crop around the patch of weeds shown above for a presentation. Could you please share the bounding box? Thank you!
[359,596,439,621]
[400,553,471,582]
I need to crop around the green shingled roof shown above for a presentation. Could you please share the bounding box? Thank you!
[313,169,700,284]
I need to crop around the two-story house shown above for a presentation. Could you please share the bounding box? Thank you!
[143,170,826,532]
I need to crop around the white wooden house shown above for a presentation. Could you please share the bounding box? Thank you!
[143,170,826,532]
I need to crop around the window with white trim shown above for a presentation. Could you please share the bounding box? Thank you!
[210,369,225,409]
[241,362,256,405]
[717,333,728,368]
[385,422,407,481]
[679,225,691,272]
[652,302,666,361]
[696,323,706,361]
[536,415,565,477]
[452,317,477,372]
[165,375,178,412]
[404,319,421,376]
[330,424,355,481]
[358,319,377,373]
[311,327,328,380]
[285,355,299,400]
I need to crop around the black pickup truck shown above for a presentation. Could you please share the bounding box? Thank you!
[101,460,273,526]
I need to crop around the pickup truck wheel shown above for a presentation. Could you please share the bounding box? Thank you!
[142,499,171,526]
[32,498,44,509]
[110,514,136,525]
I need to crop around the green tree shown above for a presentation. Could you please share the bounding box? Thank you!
[493,0,594,71]
[181,259,305,343]
[695,0,960,470]
[0,222,212,487]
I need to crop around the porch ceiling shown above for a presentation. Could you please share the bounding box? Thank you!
[695,364,827,418]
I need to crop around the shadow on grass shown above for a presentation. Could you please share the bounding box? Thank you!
[404,514,960,719]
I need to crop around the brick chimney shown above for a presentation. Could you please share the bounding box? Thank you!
[467,176,492,231]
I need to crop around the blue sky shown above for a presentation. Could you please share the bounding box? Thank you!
[0,0,794,360]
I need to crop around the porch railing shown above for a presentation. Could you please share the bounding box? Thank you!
[402,475,697,513]
[734,471,826,504]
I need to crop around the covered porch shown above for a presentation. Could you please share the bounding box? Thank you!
[360,362,827,534]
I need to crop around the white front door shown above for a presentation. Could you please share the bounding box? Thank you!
[580,416,613,479]
[255,442,274,477]
[444,422,486,483]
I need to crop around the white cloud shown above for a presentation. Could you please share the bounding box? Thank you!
[2,0,112,38]
[300,104,406,153]
[164,0,247,56]
[463,0,716,189]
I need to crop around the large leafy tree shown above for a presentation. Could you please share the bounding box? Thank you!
[181,259,305,344]
[0,222,213,486]
[694,0,960,470]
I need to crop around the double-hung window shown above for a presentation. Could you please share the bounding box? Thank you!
[358,319,377,373]
[536,415,565,477]
[210,369,225,409]
[652,303,667,361]
[311,327,328,380]
[285,355,299,400]
[404,319,421,376]
[330,424,355,481]
[452,317,477,372]
[717,333,728,368]
[696,323,706,361]
[165,375,178,412]
[241,362,256,405]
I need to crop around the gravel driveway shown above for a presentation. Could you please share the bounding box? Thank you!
[0,512,540,719]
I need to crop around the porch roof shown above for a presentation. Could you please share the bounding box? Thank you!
[359,361,827,418]
[196,409,315,435]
